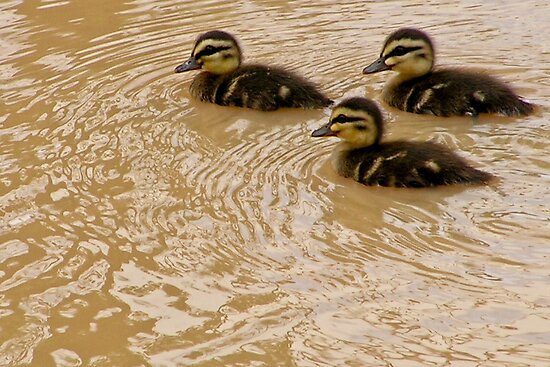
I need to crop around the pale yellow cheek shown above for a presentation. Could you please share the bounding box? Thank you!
[340,128,378,147]
[391,55,433,77]
[201,55,239,74]
[338,129,358,142]
[385,56,398,66]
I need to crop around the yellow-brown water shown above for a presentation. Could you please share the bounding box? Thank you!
[1,0,549,366]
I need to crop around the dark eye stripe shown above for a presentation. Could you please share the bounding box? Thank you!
[194,45,232,59]
[386,45,422,58]
[331,115,364,124]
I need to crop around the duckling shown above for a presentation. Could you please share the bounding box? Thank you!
[362,28,534,117]
[174,30,332,111]
[311,97,493,188]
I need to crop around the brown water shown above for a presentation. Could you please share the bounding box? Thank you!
[1,0,549,366]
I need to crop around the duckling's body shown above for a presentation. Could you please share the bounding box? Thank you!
[312,97,493,188]
[383,69,535,117]
[175,30,332,111]
[332,140,491,187]
[189,64,331,111]
[363,28,534,117]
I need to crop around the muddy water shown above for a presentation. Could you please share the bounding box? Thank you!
[1,0,549,366]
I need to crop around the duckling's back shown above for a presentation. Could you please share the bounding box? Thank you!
[190,65,332,111]
[337,141,493,187]
[386,69,534,117]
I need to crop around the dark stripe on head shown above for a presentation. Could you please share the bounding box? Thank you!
[385,45,423,58]
[194,45,232,59]
[331,114,366,124]
[383,27,434,55]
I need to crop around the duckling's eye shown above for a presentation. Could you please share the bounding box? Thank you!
[204,45,215,53]
[393,46,407,55]
[332,114,348,123]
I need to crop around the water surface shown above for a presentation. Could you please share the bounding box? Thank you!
[1,0,549,366]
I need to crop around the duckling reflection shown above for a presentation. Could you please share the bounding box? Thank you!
[312,97,493,188]
[363,28,534,117]
[175,30,332,111]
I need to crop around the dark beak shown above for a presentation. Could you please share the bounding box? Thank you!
[362,56,389,74]
[311,124,336,137]
[175,56,201,73]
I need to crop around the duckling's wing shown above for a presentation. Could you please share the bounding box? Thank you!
[396,70,533,117]
[214,65,332,111]
[343,142,492,187]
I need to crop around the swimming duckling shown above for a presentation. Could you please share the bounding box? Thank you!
[362,28,534,117]
[174,30,332,111]
[311,97,493,187]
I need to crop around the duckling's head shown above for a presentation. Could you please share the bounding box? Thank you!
[363,28,434,79]
[175,30,242,75]
[311,97,384,148]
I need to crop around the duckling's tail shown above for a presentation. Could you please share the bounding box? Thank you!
[495,94,536,116]
[467,168,494,185]
[516,97,536,116]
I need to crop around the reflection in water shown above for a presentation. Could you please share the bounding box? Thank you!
[1,0,549,366]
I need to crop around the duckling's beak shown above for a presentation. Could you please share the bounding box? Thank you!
[311,124,336,137]
[175,56,200,73]
[363,56,389,74]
